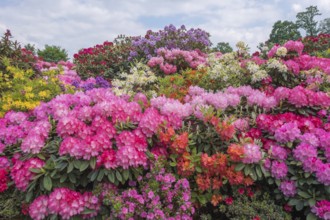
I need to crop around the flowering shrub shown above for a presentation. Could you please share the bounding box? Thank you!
[73,36,132,80]
[1,25,330,220]
[147,48,207,75]
[129,24,211,60]
[111,62,158,97]
[103,161,194,220]
[300,33,330,57]
[0,60,71,117]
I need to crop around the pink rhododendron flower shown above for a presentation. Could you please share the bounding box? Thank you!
[279,180,296,197]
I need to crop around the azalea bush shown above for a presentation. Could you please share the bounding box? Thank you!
[73,36,132,80]
[300,33,330,57]
[1,25,330,220]
[0,59,74,117]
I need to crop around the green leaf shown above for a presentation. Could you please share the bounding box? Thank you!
[90,157,97,169]
[73,160,81,169]
[30,168,42,174]
[235,163,245,171]
[97,169,105,182]
[90,171,99,182]
[250,169,257,181]
[116,170,123,182]
[43,176,52,191]
[67,162,74,173]
[306,213,318,220]
[81,208,96,215]
[196,166,202,173]
[256,166,262,178]
[288,198,299,206]
[79,161,89,172]
[244,165,251,176]
[169,162,177,167]
[60,174,67,183]
[108,172,115,183]
[298,191,311,199]
[295,200,304,211]
[123,169,129,181]
[308,198,316,207]
[69,173,76,183]
[25,191,33,202]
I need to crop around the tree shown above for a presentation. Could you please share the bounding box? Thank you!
[268,20,301,44]
[212,42,233,53]
[37,45,68,62]
[319,18,330,34]
[296,5,321,36]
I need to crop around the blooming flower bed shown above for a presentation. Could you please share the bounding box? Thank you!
[0,25,330,219]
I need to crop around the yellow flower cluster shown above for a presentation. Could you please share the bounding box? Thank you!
[0,64,66,117]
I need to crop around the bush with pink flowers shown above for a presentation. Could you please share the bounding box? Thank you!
[1,25,330,220]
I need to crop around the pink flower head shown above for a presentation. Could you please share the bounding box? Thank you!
[138,108,164,137]
[269,145,288,161]
[312,200,330,219]
[279,180,296,197]
[242,144,262,164]
[11,158,45,191]
[29,195,49,220]
[274,122,301,143]
[293,143,317,162]
[271,161,288,179]
[48,188,85,219]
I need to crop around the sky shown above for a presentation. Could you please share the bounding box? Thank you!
[1,0,330,59]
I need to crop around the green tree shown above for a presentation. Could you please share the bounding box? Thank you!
[212,42,233,53]
[296,5,321,36]
[319,18,330,34]
[268,20,301,44]
[37,45,68,62]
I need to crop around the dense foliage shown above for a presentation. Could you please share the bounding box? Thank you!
[0,24,330,220]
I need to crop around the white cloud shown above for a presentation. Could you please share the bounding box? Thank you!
[0,0,329,58]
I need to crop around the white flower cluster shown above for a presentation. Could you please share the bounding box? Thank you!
[267,59,288,73]
[276,47,288,57]
[246,62,269,83]
[112,62,158,97]
[205,52,243,81]
[236,41,249,54]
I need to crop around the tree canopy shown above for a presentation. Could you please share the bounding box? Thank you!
[296,5,321,36]
[37,45,68,63]
[268,20,301,44]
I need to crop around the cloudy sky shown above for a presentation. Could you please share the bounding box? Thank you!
[1,0,330,59]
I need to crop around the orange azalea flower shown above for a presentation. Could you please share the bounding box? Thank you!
[212,177,223,190]
[158,127,175,144]
[177,152,195,177]
[171,132,189,154]
[211,194,223,206]
[217,121,235,141]
[227,144,244,162]
[196,174,211,191]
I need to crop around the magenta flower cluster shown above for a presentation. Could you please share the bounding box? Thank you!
[148,48,207,75]
[29,188,100,220]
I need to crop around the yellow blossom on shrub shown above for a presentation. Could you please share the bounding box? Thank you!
[0,62,71,116]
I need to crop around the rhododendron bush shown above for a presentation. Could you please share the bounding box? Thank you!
[1,25,330,220]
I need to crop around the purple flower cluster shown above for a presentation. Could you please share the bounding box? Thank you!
[107,169,194,220]
[279,180,297,197]
[130,24,211,60]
